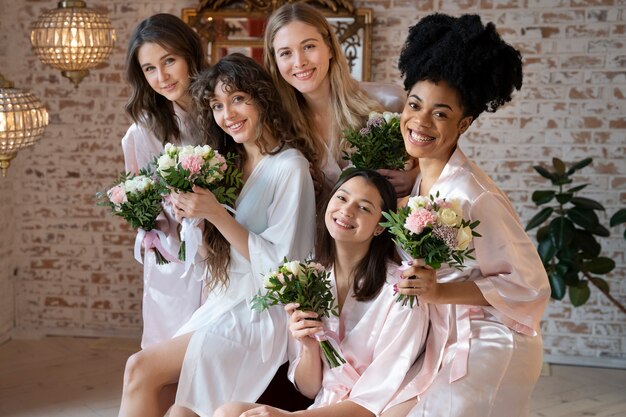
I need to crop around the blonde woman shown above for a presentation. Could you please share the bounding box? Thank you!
[263,2,418,196]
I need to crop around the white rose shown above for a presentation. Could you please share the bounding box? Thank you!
[456,226,473,251]
[407,195,431,211]
[382,111,398,123]
[164,143,178,157]
[125,176,151,194]
[438,208,458,227]
[179,145,196,159]
[157,153,176,174]
[283,260,303,278]
[368,111,382,120]
[450,199,463,219]
[195,145,211,158]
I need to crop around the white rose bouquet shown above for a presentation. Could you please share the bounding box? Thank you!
[380,192,481,307]
[342,111,409,170]
[97,172,177,265]
[251,258,346,368]
[155,143,243,267]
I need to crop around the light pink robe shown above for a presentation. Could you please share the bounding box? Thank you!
[120,104,204,348]
[393,147,551,416]
[288,264,430,415]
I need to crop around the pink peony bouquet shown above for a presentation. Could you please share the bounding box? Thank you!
[381,192,481,307]
[155,143,242,265]
[342,111,409,170]
[97,172,177,265]
[251,258,346,368]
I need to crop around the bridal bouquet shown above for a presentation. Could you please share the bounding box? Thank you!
[155,143,242,268]
[342,111,409,170]
[97,172,177,265]
[381,193,481,307]
[251,258,346,368]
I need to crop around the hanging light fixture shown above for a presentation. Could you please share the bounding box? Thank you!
[0,74,49,177]
[30,0,116,88]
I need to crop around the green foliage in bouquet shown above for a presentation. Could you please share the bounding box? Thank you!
[342,112,409,170]
[526,157,625,313]
[96,171,168,231]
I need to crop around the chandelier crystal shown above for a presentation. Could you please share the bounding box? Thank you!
[30,0,116,87]
[0,74,49,177]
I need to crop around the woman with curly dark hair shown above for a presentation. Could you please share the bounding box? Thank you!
[117,53,320,417]
[386,14,550,417]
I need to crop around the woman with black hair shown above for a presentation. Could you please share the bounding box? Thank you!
[213,169,429,417]
[388,14,550,416]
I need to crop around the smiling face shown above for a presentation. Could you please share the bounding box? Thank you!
[325,176,385,247]
[400,80,473,163]
[272,21,332,96]
[210,80,260,146]
[137,42,191,110]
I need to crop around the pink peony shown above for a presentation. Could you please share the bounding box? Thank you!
[107,184,127,205]
[180,154,204,175]
[404,207,437,235]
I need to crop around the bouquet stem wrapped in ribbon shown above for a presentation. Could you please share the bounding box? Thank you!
[97,172,177,265]
[251,258,346,368]
[155,144,242,276]
[381,192,481,307]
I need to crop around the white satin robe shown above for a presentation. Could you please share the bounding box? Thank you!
[173,148,317,417]
[393,147,551,417]
[121,104,205,349]
[288,265,430,415]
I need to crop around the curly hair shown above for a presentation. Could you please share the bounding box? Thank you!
[398,13,523,120]
[125,13,208,144]
[189,53,325,290]
[315,169,400,301]
[264,2,383,163]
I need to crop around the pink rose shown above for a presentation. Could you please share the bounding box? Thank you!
[404,208,437,235]
[180,154,204,175]
[107,184,127,205]
[214,153,227,172]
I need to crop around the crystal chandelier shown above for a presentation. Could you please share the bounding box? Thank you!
[0,74,49,177]
[30,0,117,87]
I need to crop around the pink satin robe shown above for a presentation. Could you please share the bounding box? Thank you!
[288,264,430,415]
[392,147,551,416]
[120,104,204,348]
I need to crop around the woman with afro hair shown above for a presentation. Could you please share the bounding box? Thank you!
[385,13,550,417]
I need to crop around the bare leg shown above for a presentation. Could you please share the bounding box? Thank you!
[118,332,193,417]
[380,399,417,417]
[169,403,200,417]
[213,402,261,417]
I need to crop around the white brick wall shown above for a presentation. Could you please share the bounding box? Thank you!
[0,0,624,366]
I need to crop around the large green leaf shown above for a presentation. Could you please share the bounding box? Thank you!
[552,158,566,175]
[566,184,589,194]
[537,225,550,242]
[549,217,575,248]
[526,207,554,231]
[533,165,557,182]
[548,269,566,300]
[570,197,605,211]
[583,257,615,275]
[566,157,593,175]
[572,229,601,259]
[567,207,599,231]
[589,277,610,293]
[610,209,626,227]
[569,281,591,306]
[588,223,610,237]
[532,190,555,205]
[555,193,573,205]
[538,238,557,264]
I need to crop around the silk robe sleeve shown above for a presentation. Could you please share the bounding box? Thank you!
[471,191,550,335]
[247,152,316,285]
[347,283,429,415]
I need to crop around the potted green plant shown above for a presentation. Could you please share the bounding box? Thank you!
[526,157,625,312]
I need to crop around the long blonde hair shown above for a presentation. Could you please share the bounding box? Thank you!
[263,3,383,163]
